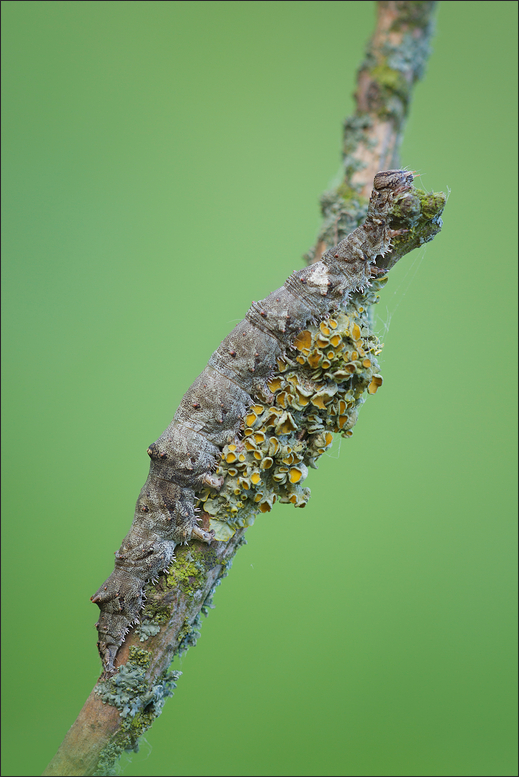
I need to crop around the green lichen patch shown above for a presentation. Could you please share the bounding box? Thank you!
[418,191,446,220]
[141,581,174,623]
[383,186,445,266]
[137,546,223,640]
[370,61,410,105]
[128,646,152,668]
[166,546,208,596]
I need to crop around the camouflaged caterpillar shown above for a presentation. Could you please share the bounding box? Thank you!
[92,170,445,673]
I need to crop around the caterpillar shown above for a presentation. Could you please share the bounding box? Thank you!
[92,170,445,674]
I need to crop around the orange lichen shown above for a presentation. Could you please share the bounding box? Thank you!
[267,377,283,392]
[307,352,322,369]
[276,391,288,408]
[200,299,387,536]
[295,389,310,406]
[310,395,327,409]
[293,330,312,351]
[368,375,383,394]
[289,467,303,484]
[276,413,297,435]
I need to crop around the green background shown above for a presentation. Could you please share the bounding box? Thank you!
[2,2,517,775]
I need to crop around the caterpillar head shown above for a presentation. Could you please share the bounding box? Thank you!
[373,169,414,193]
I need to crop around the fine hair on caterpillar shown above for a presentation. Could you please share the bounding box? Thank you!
[91,170,445,674]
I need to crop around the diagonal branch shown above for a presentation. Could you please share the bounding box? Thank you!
[305,0,438,266]
[43,3,440,775]
[43,530,247,776]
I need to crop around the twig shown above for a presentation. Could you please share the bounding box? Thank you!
[43,530,246,776]
[42,3,440,775]
[305,0,438,266]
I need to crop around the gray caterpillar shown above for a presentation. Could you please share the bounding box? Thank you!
[92,170,445,673]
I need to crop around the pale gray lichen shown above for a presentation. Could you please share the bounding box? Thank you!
[135,621,161,642]
[178,613,203,656]
[93,648,182,776]
[201,588,217,617]
[95,646,180,719]
[342,113,376,181]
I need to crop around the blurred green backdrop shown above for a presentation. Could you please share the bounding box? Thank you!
[2,2,517,775]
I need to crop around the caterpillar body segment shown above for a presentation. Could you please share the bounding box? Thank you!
[92,171,445,673]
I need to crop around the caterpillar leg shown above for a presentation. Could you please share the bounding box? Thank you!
[192,524,215,543]
[92,480,215,671]
[91,567,145,674]
[92,537,177,671]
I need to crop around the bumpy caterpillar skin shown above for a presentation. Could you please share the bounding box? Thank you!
[92,170,444,673]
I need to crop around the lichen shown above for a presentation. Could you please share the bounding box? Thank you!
[177,613,203,656]
[369,59,410,118]
[141,582,174,623]
[196,277,388,541]
[384,187,444,262]
[166,546,208,597]
[388,1,437,33]
[127,646,152,667]
[94,649,182,776]
[419,191,446,221]
[315,186,369,254]
[135,620,161,642]
[95,659,149,718]
[93,741,125,776]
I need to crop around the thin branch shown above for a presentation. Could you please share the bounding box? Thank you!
[43,3,440,775]
[43,529,246,776]
[305,0,438,266]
